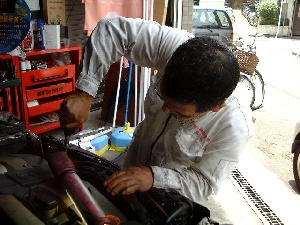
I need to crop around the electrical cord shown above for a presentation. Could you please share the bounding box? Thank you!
[145,114,172,165]
[66,0,76,24]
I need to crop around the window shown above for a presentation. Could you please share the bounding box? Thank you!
[193,9,231,28]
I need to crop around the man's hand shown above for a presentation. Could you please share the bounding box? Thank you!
[59,90,93,135]
[103,166,154,196]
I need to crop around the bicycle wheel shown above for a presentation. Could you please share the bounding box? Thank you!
[293,144,300,192]
[250,69,265,110]
[238,73,255,109]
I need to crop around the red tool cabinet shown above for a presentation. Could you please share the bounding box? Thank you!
[20,46,81,134]
[0,54,22,119]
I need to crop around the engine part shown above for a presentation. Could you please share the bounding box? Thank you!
[0,135,213,225]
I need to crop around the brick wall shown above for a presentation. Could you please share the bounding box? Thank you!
[181,0,193,32]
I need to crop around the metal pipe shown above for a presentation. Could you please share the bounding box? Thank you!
[47,151,114,225]
[113,56,124,128]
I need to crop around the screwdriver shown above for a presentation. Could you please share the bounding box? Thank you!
[64,134,70,152]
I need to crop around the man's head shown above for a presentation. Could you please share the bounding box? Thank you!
[161,36,240,114]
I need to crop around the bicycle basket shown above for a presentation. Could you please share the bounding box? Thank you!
[236,50,259,75]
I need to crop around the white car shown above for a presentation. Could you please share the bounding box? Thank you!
[192,6,234,45]
[292,121,300,191]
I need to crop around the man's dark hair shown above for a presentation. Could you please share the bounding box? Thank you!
[162,36,240,113]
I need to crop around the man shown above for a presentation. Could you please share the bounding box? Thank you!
[59,16,254,203]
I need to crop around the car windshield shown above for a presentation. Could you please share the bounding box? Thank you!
[192,9,231,28]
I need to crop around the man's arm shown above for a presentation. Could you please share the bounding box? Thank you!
[76,16,193,97]
[60,16,192,134]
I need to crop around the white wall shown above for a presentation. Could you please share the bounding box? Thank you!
[279,0,294,36]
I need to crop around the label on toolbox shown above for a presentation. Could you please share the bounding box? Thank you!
[26,82,72,101]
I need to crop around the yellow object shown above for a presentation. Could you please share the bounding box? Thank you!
[123,122,133,133]
[109,144,127,152]
[110,122,135,152]
[95,144,110,156]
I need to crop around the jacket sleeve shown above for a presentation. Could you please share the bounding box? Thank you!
[151,135,250,202]
[76,16,193,97]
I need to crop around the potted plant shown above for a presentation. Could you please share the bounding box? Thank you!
[257,1,279,25]
[256,1,289,36]
[257,1,289,36]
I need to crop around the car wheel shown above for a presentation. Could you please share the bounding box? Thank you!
[293,144,300,191]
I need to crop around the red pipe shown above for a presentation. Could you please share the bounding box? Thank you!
[47,151,114,225]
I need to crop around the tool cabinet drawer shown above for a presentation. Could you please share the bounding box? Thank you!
[21,64,75,85]
[27,99,63,117]
[26,82,73,101]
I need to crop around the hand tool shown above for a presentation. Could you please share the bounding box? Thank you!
[39,136,44,155]
[64,134,70,152]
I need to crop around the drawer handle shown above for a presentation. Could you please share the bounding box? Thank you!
[31,70,69,82]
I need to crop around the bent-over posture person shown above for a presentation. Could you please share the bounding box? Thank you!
[59,16,254,203]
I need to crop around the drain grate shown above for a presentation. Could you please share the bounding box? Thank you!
[229,168,284,225]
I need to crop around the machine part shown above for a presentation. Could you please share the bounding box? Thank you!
[0,194,44,225]
[46,151,114,225]
[0,122,31,156]
[0,154,86,224]
[0,135,214,225]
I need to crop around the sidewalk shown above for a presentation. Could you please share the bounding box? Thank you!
[231,10,300,225]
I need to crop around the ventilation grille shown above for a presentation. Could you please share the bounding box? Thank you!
[230,168,284,225]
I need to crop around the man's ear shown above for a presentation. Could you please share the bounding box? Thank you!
[211,103,227,112]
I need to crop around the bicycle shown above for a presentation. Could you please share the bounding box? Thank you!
[238,72,255,109]
[234,35,265,111]
[208,34,265,111]
[241,1,260,27]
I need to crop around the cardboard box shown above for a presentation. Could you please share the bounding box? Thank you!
[43,0,66,26]
[154,0,168,25]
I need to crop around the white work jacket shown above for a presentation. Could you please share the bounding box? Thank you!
[76,16,254,203]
